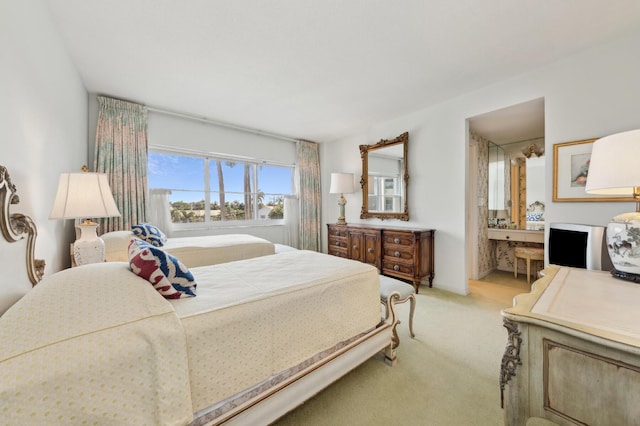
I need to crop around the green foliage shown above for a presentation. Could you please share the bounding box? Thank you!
[268,203,284,219]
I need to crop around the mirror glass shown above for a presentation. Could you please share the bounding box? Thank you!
[487,142,545,229]
[360,132,409,221]
[525,156,545,230]
[488,143,506,227]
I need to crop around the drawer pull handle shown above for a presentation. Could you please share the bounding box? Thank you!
[335,241,340,245]
[353,245,358,250]
[393,265,400,272]
[368,248,373,253]
[394,238,400,244]
[506,236,510,239]
[394,251,400,257]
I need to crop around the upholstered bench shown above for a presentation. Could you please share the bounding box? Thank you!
[379,275,416,345]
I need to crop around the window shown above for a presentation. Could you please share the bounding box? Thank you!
[367,175,402,212]
[148,149,294,226]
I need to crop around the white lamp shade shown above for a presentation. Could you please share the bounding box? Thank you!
[585,129,640,195]
[49,172,121,220]
[329,173,355,194]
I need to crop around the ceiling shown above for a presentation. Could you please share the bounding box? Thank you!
[468,98,545,145]
[45,0,640,142]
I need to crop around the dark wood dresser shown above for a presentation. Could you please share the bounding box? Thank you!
[327,223,435,292]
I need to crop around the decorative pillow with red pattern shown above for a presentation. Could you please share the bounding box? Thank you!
[128,238,197,299]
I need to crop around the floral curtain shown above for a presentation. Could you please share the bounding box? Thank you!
[94,96,148,233]
[296,140,322,251]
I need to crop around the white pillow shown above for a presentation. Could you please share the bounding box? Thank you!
[102,230,135,262]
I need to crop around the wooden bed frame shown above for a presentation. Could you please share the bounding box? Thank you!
[0,164,397,425]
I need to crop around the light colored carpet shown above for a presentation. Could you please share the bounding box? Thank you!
[273,271,530,426]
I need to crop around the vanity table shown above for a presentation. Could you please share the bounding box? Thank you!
[488,229,544,275]
[488,228,544,244]
[500,266,640,425]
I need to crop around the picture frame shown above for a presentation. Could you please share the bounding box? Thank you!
[553,138,636,202]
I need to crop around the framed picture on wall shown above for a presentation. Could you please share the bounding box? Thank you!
[553,138,636,202]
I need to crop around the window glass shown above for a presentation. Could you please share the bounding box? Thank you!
[148,150,293,225]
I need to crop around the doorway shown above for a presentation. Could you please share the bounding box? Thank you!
[467,98,545,283]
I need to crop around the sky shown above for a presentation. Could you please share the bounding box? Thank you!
[148,152,293,203]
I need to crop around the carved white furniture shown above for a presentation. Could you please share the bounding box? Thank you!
[379,275,416,354]
[500,266,640,425]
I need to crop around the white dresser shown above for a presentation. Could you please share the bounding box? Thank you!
[500,266,640,425]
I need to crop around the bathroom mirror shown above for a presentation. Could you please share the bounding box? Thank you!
[360,132,409,221]
[488,142,545,229]
[488,142,507,227]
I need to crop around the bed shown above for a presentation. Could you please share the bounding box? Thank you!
[0,165,398,425]
[102,230,276,268]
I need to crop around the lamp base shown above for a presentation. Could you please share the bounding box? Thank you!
[73,221,105,266]
[606,211,640,278]
[336,194,347,225]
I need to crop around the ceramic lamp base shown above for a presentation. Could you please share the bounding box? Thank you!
[73,222,105,266]
[606,211,640,279]
[336,194,347,225]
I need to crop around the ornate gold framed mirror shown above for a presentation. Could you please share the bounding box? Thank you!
[359,132,409,221]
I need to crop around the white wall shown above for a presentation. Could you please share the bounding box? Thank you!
[0,0,88,294]
[321,32,640,295]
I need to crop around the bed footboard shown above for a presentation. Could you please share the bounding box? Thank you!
[191,320,395,426]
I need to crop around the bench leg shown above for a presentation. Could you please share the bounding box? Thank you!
[408,295,416,338]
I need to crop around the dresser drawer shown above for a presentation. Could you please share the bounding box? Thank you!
[327,246,348,258]
[328,236,347,249]
[382,260,414,277]
[328,227,349,238]
[383,247,413,262]
[383,231,415,248]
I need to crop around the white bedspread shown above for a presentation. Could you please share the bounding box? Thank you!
[102,231,275,268]
[0,251,381,424]
[163,233,275,267]
[0,263,193,426]
[172,250,381,412]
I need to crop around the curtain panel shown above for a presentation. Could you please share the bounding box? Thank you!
[94,96,148,233]
[295,140,322,251]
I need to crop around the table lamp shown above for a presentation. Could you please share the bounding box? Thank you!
[585,129,640,281]
[49,167,121,266]
[329,172,354,225]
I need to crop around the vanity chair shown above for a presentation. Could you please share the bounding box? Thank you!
[515,201,545,283]
[514,246,545,285]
